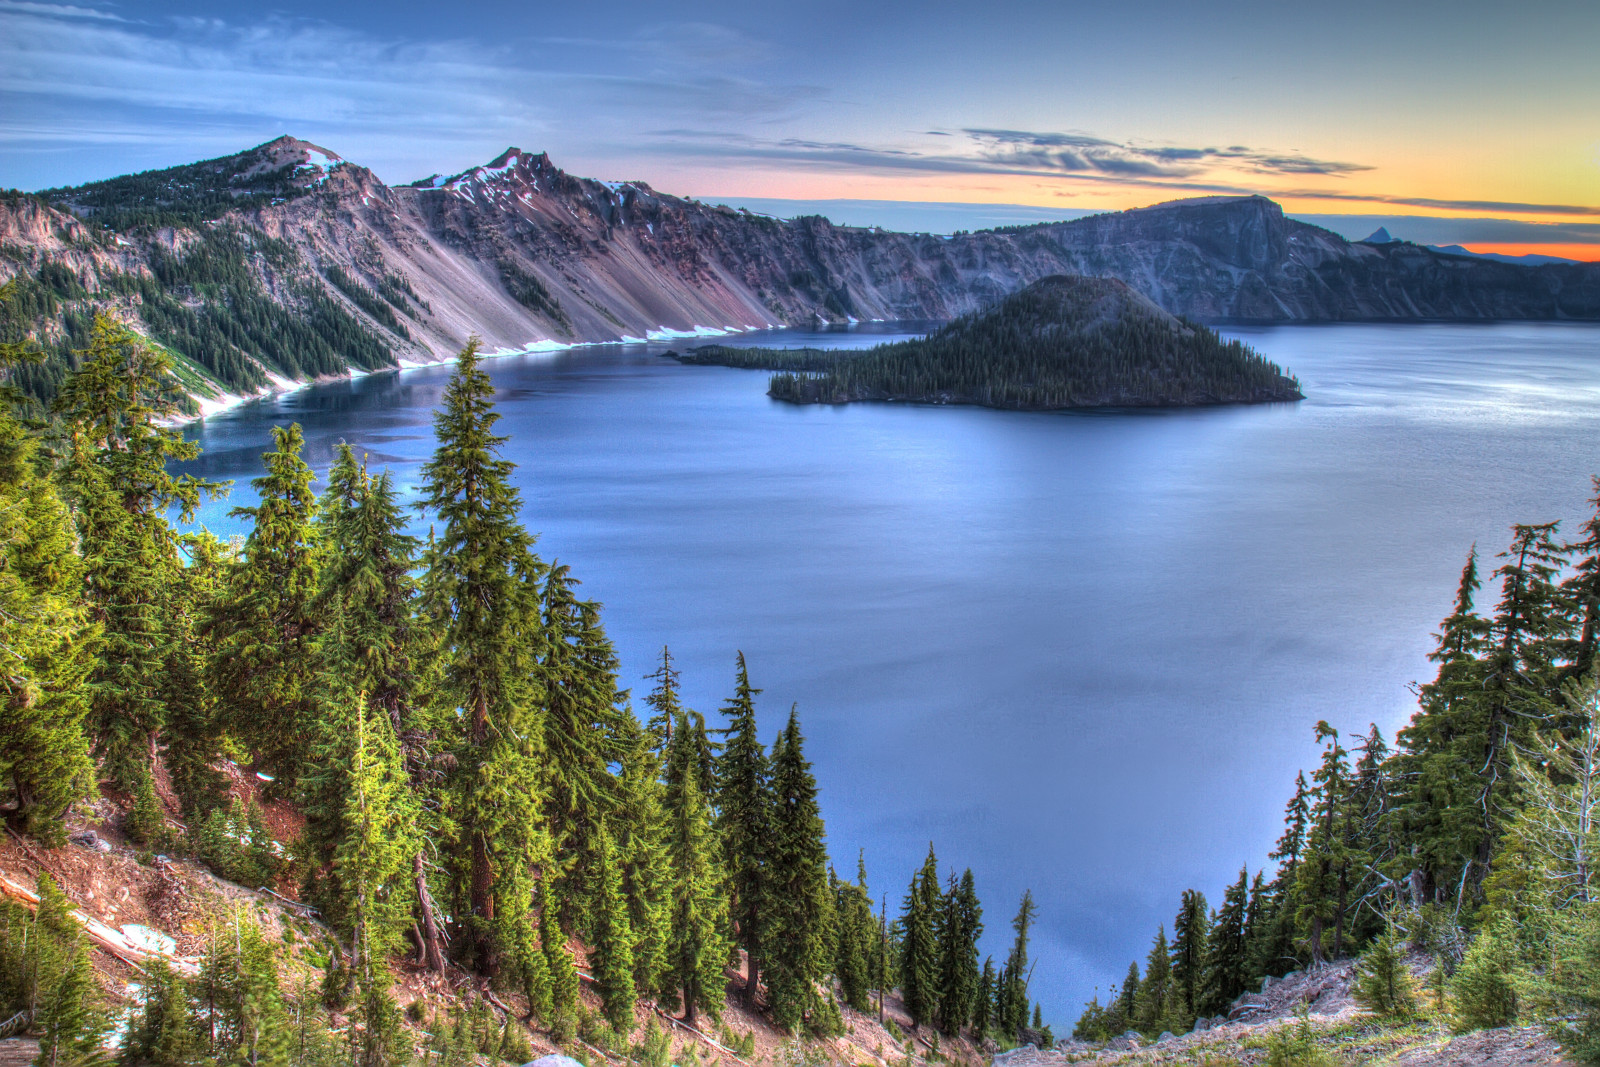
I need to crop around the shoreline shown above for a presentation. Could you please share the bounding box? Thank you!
[169,321,777,425]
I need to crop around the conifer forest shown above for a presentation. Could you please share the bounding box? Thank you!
[0,293,1052,1064]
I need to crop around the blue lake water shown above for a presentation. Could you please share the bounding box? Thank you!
[181,321,1600,1021]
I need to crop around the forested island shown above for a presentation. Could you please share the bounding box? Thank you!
[670,276,1303,410]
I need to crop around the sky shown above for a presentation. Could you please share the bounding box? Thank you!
[2,0,1598,257]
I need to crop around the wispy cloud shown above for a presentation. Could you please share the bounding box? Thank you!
[0,3,821,185]
[961,129,1371,178]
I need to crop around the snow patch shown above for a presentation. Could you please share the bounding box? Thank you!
[645,325,735,341]
[121,924,178,956]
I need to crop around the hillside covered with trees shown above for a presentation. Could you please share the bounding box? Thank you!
[671,276,1303,410]
[0,288,1054,1063]
[1069,500,1600,1062]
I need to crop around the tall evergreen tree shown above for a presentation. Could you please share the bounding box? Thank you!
[335,692,415,1065]
[55,314,213,788]
[1395,548,1492,902]
[713,652,770,1007]
[899,845,942,1029]
[613,715,671,1003]
[0,327,97,842]
[764,707,833,1031]
[833,855,876,1013]
[935,869,983,1036]
[661,709,727,1026]
[1297,722,1354,962]
[1169,889,1208,1027]
[1133,927,1171,1035]
[591,823,637,1032]
[973,958,997,1037]
[205,422,320,780]
[416,340,549,974]
[1564,479,1600,682]
[999,890,1037,1039]
[1202,870,1249,1016]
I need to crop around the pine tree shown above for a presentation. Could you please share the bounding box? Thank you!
[714,652,769,1007]
[763,707,832,1031]
[1201,869,1249,1016]
[28,874,110,1066]
[336,692,415,1063]
[1395,548,1492,902]
[540,872,579,1021]
[613,715,671,1003]
[935,869,983,1036]
[416,340,549,974]
[1133,927,1172,1036]
[833,855,876,1013]
[1525,904,1600,1063]
[121,958,203,1066]
[1116,960,1140,1031]
[205,422,321,780]
[1352,918,1418,1020]
[661,709,727,1027]
[55,314,213,789]
[0,339,97,843]
[1564,479,1600,682]
[1297,723,1353,962]
[160,531,230,817]
[1449,917,1520,1032]
[1169,889,1208,1029]
[999,890,1037,1039]
[591,823,637,1032]
[1489,677,1600,919]
[973,958,996,1037]
[899,845,941,1029]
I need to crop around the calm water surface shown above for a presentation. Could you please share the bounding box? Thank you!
[183,321,1600,1020]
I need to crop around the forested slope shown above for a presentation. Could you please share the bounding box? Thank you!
[0,301,1057,1062]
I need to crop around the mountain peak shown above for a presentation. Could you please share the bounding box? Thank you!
[1362,226,1397,244]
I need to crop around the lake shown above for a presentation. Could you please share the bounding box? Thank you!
[180,321,1600,1022]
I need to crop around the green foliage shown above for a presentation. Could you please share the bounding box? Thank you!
[1201,869,1251,1016]
[899,845,941,1028]
[57,314,214,789]
[0,305,97,840]
[591,823,638,1032]
[417,339,549,974]
[322,265,410,340]
[1526,904,1600,1064]
[123,764,169,850]
[1257,1012,1335,1067]
[934,869,983,1035]
[205,422,321,780]
[1170,888,1209,1030]
[677,276,1300,410]
[197,797,280,888]
[1351,919,1419,1020]
[120,958,203,1066]
[998,890,1037,1038]
[763,707,832,1032]
[661,709,728,1027]
[496,260,570,331]
[1449,917,1520,1032]
[714,651,770,1005]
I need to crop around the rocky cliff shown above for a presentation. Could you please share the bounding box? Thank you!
[2,137,1596,408]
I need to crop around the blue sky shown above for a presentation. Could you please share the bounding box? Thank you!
[2,0,1597,254]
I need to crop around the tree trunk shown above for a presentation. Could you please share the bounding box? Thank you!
[745,949,760,1007]
[414,851,446,974]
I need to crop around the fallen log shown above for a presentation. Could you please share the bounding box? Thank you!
[0,874,198,977]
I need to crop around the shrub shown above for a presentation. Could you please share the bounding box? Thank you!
[1449,917,1520,1033]
[1260,1013,1335,1067]
[1525,904,1600,1064]
[1353,921,1419,1020]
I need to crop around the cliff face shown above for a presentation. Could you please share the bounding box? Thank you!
[1035,196,1600,321]
[2,138,1597,403]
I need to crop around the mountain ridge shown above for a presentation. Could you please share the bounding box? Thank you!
[3,137,1599,412]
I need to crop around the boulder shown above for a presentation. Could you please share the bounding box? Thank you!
[1260,975,1274,991]
[1192,1016,1212,1033]
[1156,1031,1176,1044]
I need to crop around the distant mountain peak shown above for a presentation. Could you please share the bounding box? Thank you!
[1362,226,1397,244]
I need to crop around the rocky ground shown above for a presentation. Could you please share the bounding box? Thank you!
[992,960,1567,1067]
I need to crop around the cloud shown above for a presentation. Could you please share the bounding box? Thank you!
[0,3,821,185]
[962,129,1372,178]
